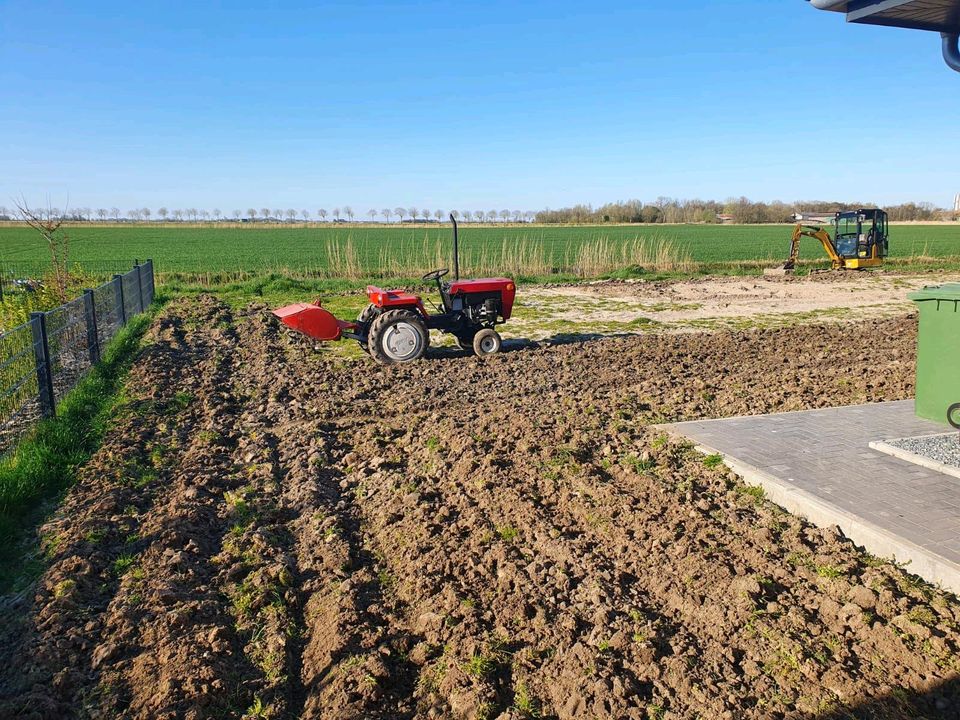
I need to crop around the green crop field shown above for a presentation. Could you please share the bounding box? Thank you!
[0,223,957,281]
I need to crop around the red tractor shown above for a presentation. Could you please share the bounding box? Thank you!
[273,215,516,363]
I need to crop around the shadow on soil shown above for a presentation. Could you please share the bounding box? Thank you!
[801,676,960,719]
[424,333,624,360]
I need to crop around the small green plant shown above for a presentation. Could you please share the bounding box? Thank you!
[475,703,497,720]
[170,391,193,412]
[815,564,842,579]
[908,605,937,627]
[244,696,274,720]
[623,454,654,472]
[52,578,76,598]
[737,484,766,503]
[425,436,441,451]
[83,529,106,543]
[702,454,725,469]
[112,553,135,576]
[513,679,542,718]
[497,525,519,543]
[464,652,496,678]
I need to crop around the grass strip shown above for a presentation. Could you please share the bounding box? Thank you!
[0,308,157,591]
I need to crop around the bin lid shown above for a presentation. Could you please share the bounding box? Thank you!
[909,283,960,302]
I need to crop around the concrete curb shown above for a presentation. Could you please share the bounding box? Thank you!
[658,426,960,594]
[870,436,960,482]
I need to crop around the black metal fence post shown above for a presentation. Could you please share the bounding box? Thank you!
[146,259,155,305]
[30,312,56,418]
[113,274,126,325]
[83,289,100,364]
[133,262,144,314]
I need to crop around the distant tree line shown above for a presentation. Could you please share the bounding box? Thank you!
[0,199,953,225]
[0,206,540,224]
[535,197,956,224]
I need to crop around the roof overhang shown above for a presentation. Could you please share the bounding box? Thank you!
[812,0,960,33]
[809,0,960,71]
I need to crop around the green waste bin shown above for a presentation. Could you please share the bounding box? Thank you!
[910,283,960,425]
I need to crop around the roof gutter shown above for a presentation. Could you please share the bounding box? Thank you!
[943,33,960,73]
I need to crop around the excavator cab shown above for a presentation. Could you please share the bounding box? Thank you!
[833,209,888,267]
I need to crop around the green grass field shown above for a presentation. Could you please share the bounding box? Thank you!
[0,223,957,281]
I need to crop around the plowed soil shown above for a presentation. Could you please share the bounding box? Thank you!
[2,296,958,720]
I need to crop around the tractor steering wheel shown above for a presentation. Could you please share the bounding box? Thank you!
[422,268,449,282]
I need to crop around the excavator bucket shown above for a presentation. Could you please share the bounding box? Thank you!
[272,302,356,341]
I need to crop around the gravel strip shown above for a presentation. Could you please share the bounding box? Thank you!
[888,433,960,469]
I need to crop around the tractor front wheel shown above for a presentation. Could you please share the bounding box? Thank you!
[472,328,502,357]
[368,309,429,364]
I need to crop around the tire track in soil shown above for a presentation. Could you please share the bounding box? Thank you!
[0,298,240,718]
[231,310,422,719]
[90,299,275,719]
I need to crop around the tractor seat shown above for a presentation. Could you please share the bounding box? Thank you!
[438,282,454,312]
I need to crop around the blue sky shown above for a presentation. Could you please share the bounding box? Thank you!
[2,0,958,214]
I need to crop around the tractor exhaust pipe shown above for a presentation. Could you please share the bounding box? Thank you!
[943,33,960,74]
[450,213,460,281]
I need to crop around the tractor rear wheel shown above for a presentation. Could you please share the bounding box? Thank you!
[472,328,502,357]
[368,309,429,364]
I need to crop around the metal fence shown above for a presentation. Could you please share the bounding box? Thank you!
[0,260,141,300]
[0,261,154,452]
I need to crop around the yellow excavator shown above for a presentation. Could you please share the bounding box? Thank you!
[779,208,889,271]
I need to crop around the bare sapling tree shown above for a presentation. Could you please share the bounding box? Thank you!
[15,198,71,302]
[381,208,391,222]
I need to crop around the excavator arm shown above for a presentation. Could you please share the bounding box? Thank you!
[783,223,843,270]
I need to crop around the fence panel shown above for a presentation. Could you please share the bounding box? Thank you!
[0,261,155,455]
[121,271,139,322]
[93,281,122,352]
[0,321,41,450]
[43,296,92,406]
[144,260,155,304]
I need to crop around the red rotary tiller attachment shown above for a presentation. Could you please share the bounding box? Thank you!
[272,300,356,341]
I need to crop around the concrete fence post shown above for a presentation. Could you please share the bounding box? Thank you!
[30,312,56,418]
